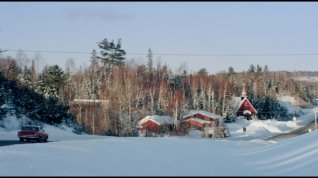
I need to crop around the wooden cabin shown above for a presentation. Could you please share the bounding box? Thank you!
[137,115,174,136]
[180,110,222,132]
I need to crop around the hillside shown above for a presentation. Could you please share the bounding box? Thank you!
[0,71,80,133]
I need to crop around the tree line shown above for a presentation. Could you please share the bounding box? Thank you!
[1,38,317,135]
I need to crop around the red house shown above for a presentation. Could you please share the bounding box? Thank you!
[137,115,174,136]
[192,113,212,121]
[180,110,222,131]
[182,118,212,131]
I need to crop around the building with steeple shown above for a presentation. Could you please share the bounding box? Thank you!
[230,83,258,120]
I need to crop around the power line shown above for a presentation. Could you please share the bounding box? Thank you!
[5,49,90,54]
[4,49,318,57]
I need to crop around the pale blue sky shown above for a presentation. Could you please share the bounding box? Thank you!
[1,2,318,74]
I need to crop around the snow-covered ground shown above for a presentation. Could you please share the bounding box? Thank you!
[1,96,318,176]
[1,130,318,176]
[185,108,315,140]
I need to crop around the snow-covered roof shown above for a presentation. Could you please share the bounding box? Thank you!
[230,97,257,114]
[184,118,211,124]
[230,97,244,113]
[72,99,109,104]
[137,115,174,126]
[181,110,222,120]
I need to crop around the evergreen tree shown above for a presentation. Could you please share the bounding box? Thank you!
[228,66,235,76]
[169,75,182,90]
[19,66,32,88]
[7,60,18,81]
[248,64,255,74]
[256,64,262,77]
[198,68,208,76]
[264,65,269,74]
[90,50,99,69]
[97,38,126,71]
[227,66,236,82]
[40,65,66,98]
[255,95,289,120]
[147,48,154,75]
[31,60,37,90]
[224,104,236,123]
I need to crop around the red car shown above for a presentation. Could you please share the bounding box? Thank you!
[18,125,48,142]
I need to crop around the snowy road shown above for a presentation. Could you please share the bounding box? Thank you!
[265,120,316,141]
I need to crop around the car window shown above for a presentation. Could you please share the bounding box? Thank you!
[22,126,39,131]
[22,127,31,131]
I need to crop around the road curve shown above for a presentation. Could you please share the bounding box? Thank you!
[265,120,317,141]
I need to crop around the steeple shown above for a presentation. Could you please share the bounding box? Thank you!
[241,83,247,100]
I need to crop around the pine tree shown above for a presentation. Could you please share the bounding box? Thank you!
[198,68,208,76]
[146,48,153,75]
[19,65,32,88]
[256,64,262,78]
[31,60,37,90]
[7,60,18,81]
[97,38,126,71]
[89,50,99,99]
[40,65,66,98]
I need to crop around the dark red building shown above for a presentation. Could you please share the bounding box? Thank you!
[236,97,258,120]
[233,83,258,120]
[138,119,160,134]
[137,115,174,136]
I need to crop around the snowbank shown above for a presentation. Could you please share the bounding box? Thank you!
[226,118,299,140]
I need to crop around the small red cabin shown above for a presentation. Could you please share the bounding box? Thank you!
[137,115,174,136]
[138,119,160,134]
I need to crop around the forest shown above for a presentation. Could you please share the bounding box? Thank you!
[1,38,318,136]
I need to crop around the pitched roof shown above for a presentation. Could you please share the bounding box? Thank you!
[230,97,243,113]
[72,99,109,104]
[183,118,211,124]
[181,110,222,121]
[137,115,174,126]
[231,97,257,114]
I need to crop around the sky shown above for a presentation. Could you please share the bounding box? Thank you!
[1,2,318,74]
